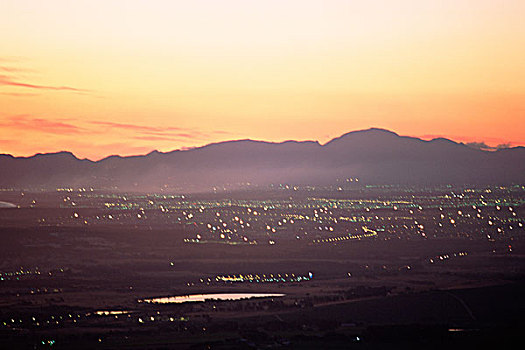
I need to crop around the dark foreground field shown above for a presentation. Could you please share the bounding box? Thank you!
[1,281,524,349]
[0,189,524,348]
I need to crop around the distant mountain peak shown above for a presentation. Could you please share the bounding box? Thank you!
[362,127,399,134]
[29,151,79,160]
[323,127,400,146]
[428,137,459,145]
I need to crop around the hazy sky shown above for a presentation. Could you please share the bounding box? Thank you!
[1,0,524,159]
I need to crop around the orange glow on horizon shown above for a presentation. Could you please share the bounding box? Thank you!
[1,1,524,160]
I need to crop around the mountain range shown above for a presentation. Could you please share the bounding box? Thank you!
[1,128,524,191]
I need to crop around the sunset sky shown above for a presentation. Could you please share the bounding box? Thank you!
[1,0,524,160]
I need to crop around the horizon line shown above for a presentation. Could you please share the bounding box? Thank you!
[1,127,523,162]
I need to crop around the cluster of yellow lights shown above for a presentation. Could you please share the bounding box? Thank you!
[93,310,130,316]
[338,216,372,222]
[429,251,469,263]
[313,231,377,244]
[215,272,311,283]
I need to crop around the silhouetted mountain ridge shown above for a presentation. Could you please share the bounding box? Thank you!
[1,128,523,190]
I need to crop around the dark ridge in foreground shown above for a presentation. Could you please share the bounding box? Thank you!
[1,128,524,190]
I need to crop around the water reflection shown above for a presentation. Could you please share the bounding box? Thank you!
[139,293,284,304]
